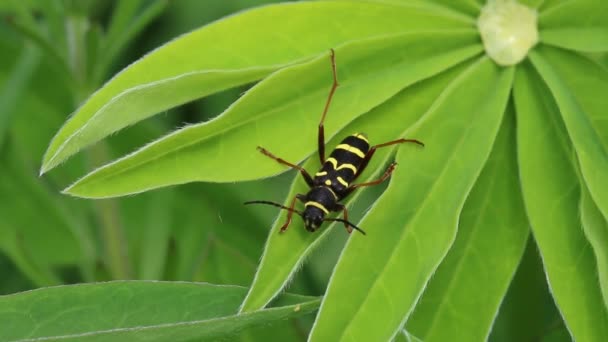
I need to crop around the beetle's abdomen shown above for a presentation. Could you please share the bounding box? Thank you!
[314,133,369,191]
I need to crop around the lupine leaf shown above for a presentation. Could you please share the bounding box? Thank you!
[514,61,608,342]
[309,57,513,341]
[0,281,319,342]
[530,47,608,243]
[63,32,481,198]
[539,0,608,51]
[239,55,476,313]
[406,103,529,342]
[41,0,470,173]
[580,184,608,309]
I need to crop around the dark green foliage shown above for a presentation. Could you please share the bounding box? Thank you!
[1,1,607,341]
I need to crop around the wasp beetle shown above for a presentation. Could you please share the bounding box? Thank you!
[245,49,423,235]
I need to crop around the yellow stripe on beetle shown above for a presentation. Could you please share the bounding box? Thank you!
[326,158,338,169]
[305,201,329,214]
[326,187,338,200]
[337,176,349,187]
[353,133,369,143]
[336,163,357,173]
[336,144,365,158]
[316,171,328,176]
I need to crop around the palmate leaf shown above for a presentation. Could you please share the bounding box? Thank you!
[0,281,319,342]
[375,0,480,18]
[514,61,608,342]
[530,47,608,239]
[580,184,608,310]
[240,56,475,312]
[528,48,608,310]
[35,0,608,340]
[309,57,513,341]
[539,0,608,52]
[517,0,544,8]
[40,0,470,174]
[406,103,529,341]
[63,31,481,198]
[394,329,424,342]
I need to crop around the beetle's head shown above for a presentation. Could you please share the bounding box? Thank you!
[302,206,325,232]
[244,199,366,235]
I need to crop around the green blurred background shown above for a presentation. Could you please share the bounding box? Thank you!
[0,1,570,340]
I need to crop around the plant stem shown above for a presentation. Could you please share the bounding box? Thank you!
[80,110,132,280]
[65,12,132,279]
[65,14,92,104]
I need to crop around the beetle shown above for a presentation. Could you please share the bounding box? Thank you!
[245,49,423,235]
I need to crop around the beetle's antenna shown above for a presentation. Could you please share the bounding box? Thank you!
[244,200,303,216]
[324,218,366,235]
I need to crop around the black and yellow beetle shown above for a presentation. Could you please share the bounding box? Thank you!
[245,49,423,235]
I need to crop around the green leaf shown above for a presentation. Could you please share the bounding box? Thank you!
[0,223,62,288]
[539,0,608,52]
[105,0,145,43]
[5,0,70,75]
[580,184,608,309]
[488,239,560,342]
[533,47,608,161]
[361,0,479,19]
[93,0,169,84]
[239,53,475,313]
[393,329,424,342]
[517,0,545,8]
[514,61,608,341]
[0,44,40,149]
[0,281,319,342]
[63,31,482,198]
[406,103,530,341]
[309,57,513,341]
[529,47,608,240]
[538,0,567,11]
[540,28,608,52]
[167,183,270,283]
[41,0,470,173]
[0,147,94,280]
[430,0,481,17]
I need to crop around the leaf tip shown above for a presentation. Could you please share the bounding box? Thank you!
[61,185,76,196]
[40,149,61,175]
[61,182,91,198]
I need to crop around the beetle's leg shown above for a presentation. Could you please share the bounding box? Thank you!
[318,49,340,164]
[353,138,423,181]
[345,162,398,197]
[279,195,305,233]
[332,203,352,234]
[257,147,314,187]
[324,203,366,235]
